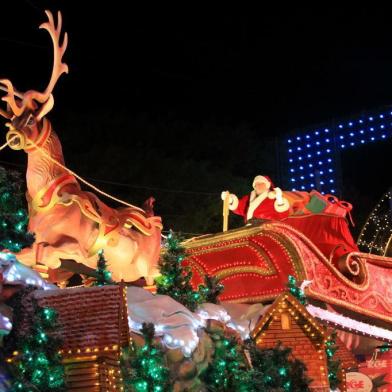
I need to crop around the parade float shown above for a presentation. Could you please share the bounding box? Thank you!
[1,9,392,392]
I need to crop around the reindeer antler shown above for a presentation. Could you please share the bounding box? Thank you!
[0,11,68,119]
[0,79,23,117]
[32,10,69,104]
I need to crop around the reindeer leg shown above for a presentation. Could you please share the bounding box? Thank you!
[36,240,87,271]
[34,242,62,269]
[47,267,74,286]
[35,242,46,263]
[32,242,50,279]
[13,244,37,267]
[144,262,160,286]
[145,268,160,286]
[145,276,155,286]
[13,242,50,279]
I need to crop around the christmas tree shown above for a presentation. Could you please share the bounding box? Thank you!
[9,298,65,391]
[121,323,170,392]
[201,275,224,304]
[0,166,34,252]
[245,341,312,392]
[201,333,252,392]
[92,249,113,286]
[156,231,222,311]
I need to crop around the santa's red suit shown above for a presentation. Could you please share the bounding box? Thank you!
[230,188,290,222]
[223,175,358,264]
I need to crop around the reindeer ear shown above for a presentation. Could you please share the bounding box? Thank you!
[36,94,54,121]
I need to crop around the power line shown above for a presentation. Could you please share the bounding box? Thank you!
[86,176,217,195]
[23,0,41,11]
[0,161,215,237]
[0,159,219,196]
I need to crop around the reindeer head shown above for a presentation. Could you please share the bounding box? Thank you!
[0,11,68,151]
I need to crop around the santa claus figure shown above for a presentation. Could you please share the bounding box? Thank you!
[221,175,290,223]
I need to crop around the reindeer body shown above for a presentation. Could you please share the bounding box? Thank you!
[1,11,162,283]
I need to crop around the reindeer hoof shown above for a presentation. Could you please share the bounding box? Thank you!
[45,259,62,269]
[145,276,156,286]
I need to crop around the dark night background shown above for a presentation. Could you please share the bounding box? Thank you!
[0,2,391,236]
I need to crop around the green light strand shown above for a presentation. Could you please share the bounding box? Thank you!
[120,323,170,392]
[9,301,65,391]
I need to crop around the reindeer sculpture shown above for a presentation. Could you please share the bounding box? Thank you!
[0,11,162,284]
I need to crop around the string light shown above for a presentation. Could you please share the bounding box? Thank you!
[9,302,65,390]
[121,323,170,392]
[286,108,392,193]
[0,167,34,253]
[357,190,392,255]
[307,304,392,341]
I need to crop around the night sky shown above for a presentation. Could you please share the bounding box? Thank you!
[1,2,392,234]
[2,4,392,127]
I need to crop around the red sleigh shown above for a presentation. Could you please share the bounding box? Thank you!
[182,220,392,326]
[180,189,392,328]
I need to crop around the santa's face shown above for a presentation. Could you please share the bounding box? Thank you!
[254,182,269,195]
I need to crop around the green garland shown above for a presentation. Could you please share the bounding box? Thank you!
[325,331,342,390]
[286,275,307,305]
[0,166,34,252]
[379,345,391,353]
[121,323,170,392]
[155,231,223,311]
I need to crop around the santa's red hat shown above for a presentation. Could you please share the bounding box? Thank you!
[252,175,273,189]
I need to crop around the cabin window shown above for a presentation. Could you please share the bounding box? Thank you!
[281,312,291,330]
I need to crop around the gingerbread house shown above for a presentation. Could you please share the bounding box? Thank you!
[251,293,330,392]
[34,284,129,392]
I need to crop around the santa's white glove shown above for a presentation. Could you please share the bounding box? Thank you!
[274,187,283,204]
[221,191,239,210]
[221,191,230,201]
[273,187,290,212]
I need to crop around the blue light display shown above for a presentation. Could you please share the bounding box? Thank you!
[285,108,392,195]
